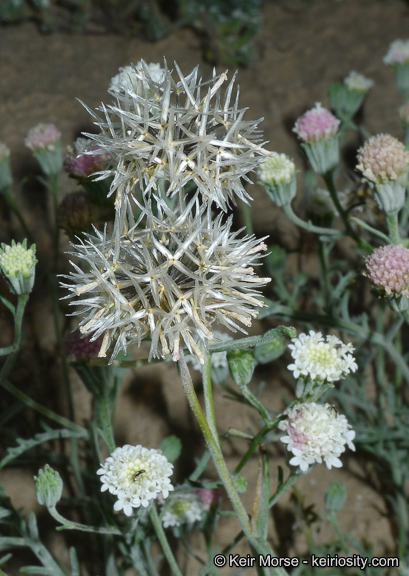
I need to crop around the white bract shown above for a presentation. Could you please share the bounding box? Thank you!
[287,331,357,383]
[97,445,174,516]
[278,402,356,472]
[162,492,204,528]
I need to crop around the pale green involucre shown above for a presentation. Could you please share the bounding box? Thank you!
[34,464,63,508]
[0,239,37,294]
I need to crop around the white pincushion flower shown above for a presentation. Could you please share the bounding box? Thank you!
[384,39,409,65]
[109,61,165,93]
[344,71,374,93]
[162,492,204,528]
[84,60,265,211]
[97,445,174,516]
[287,331,357,383]
[258,153,296,186]
[278,402,356,472]
[62,201,270,363]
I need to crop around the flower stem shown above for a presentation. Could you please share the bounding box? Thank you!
[48,506,121,535]
[0,293,29,388]
[386,211,401,244]
[178,351,289,576]
[282,204,340,237]
[96,394,116,454]
[202,352,220,446]
[149,504,184,576]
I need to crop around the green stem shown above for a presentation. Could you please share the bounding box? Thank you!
[0,293,29,388]
[177,352,289,576]
[349,216,390,243]
[202,352,220,447]
[149,504,184,576]
[1,378,87,436]
[96,394,116,454]
[385,211,400,244]
[48,506,121,535]
[234,419,283,475]
[282,204,340,237]
[269,473,298,508]
[322,171,370,250]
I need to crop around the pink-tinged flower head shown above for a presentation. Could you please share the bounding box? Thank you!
[293,103,340,143]
[25,123,61,152]
[195,488,221,511]
[278,402,355,472]
[64,138,109,178]
[63,329,105,362]
[365,244,409,297]
[384,39,409,65]
[356,134,409,185]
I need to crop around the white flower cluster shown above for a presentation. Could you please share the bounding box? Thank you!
[278,402,355,472]
[287,331,357,383]
[344,71,374,92]
[162,492,204,528]
[258,153,296,185]
[97,445,174,516]
[384,39,409,65]
[109,62,165,94]
[64,61,271,363]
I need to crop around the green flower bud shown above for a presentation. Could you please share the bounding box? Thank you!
[0,239,37,295]
[34,464,63,508]
[324,481,346,513]
[232,474,248,493]
[227,349,256,389]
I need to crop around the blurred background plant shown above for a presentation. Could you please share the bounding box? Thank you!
[0,0,261,65]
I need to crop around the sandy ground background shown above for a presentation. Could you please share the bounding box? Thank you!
[1,0,409,573]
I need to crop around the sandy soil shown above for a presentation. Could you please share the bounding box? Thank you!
[1,0,408,573]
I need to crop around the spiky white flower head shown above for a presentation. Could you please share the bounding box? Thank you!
[287,331,357,383]
[162,491,204,528]
[62,201,270,363]
[109,62,165,94]
[384,39,409,65]
[97,444,174,516]
[0,239,37,295]
[187,330,233,372]
[344,71,374,93]
[83,60,266,212]
[278,402,356,472]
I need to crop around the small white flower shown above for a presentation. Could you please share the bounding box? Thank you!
[278,402,356,472]
[344,71,374,93]
[384,39,409,65]
[258,153,296,186]
[97,445,174,516]
[287,331,357,383]
[162,491,204,528]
